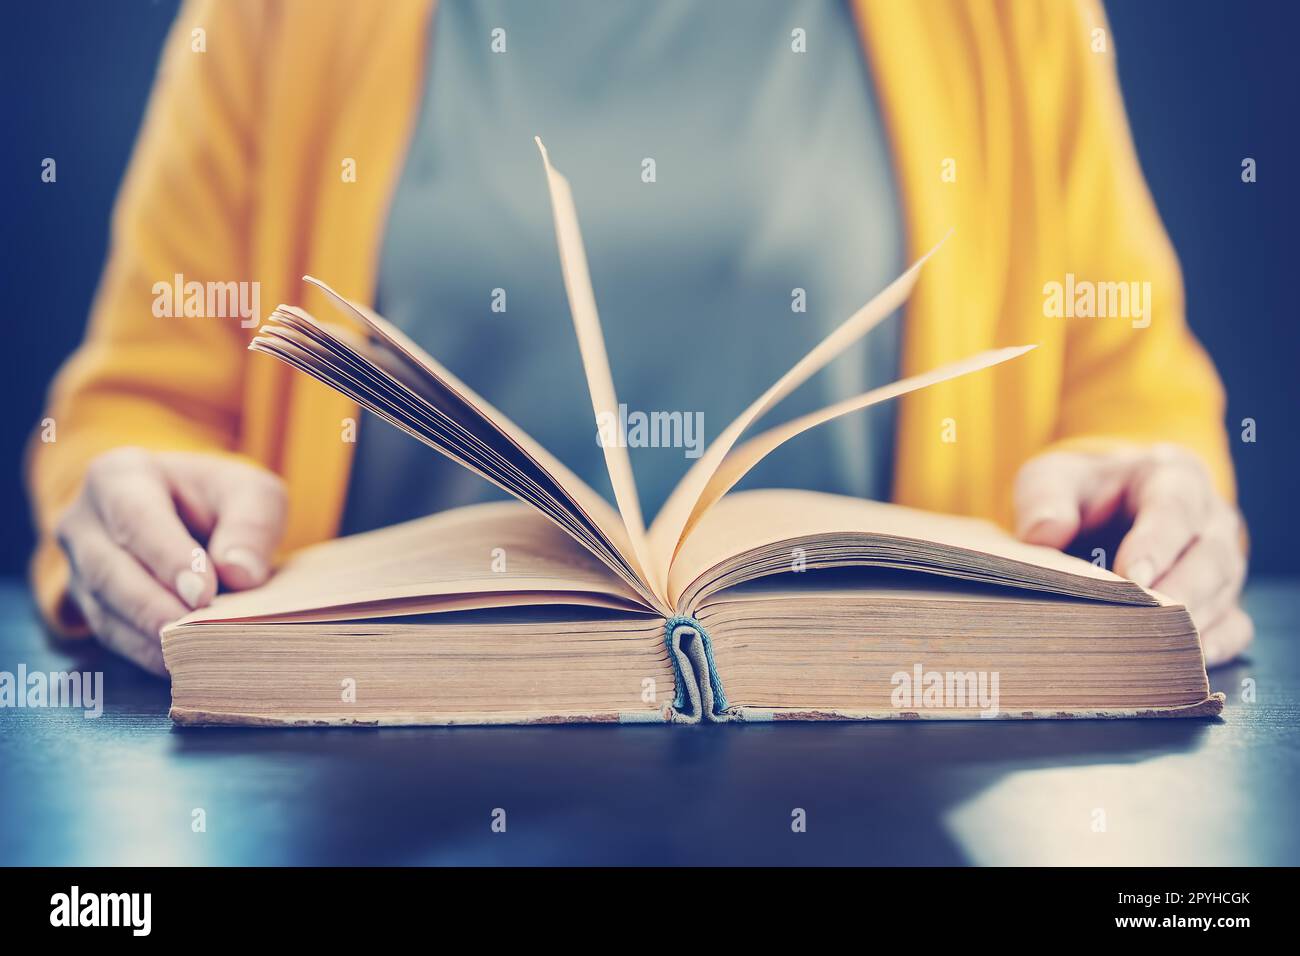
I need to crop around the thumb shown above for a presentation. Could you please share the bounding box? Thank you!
[1013,452,1088,549]
[203,464,288,590]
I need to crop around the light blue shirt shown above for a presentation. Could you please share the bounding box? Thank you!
[343,0,904,534]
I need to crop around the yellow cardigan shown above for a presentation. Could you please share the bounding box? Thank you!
[28,0,1233,634]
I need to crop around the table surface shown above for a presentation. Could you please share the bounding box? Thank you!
[1,577,1296,866]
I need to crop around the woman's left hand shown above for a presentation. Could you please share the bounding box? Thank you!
[1013,444,1251,667]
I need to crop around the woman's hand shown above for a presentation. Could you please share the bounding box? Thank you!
[1013,444,1251,667]
[55,448,287,675]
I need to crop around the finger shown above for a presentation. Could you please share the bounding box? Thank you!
[1013,453,1087,548]
[85,449,216,609]
[1013,451,1136,549]
[71,582,168,677]
[63,522,191,642]
[98,604,169,677]
[201,466,287,590]
[1200,605,1254,669]
[1149,512,1245,624]
[1114,457,1212,588]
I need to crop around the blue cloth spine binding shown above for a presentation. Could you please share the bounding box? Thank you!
[663,615,729,716]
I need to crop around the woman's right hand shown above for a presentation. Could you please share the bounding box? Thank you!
[55,448,287,675]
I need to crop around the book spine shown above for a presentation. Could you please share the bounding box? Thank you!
[664,615,729,722]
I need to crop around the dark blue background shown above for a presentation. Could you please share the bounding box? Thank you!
[3,0,1297,575]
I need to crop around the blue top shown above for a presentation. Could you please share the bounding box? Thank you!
[342,0,904,534]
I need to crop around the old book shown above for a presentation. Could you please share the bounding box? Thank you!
[161,140,1222,726]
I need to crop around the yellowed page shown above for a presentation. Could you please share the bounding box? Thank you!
[174,501,645,625]
[679,345,1035,540]
[533,137,661,603]
[648,231,952,581]
[669,489,1148,608]
[296,274,661,606]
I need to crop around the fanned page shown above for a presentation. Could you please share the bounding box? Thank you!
[534,138,661,602]
[250,282,659,608]
[523,143,1037,590]
[642,231,1024,574]
[252,139,1038,614]
[681,345,1036,536]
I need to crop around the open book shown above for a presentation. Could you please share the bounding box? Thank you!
[161,139,1223,726]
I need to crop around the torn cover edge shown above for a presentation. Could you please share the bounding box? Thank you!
[722,692,1226,722]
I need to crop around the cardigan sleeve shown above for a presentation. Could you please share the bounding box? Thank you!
[1046,0,1235,499]
[25,0,270,634]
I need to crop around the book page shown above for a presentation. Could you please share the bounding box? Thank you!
[647,231,951,583]
[259,278,660,607]
[668,489,1151,609]
[678,345,1035,540]
[534,138,662,603]
[173,501,647,625]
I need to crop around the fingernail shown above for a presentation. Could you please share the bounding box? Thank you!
[222,547,266,582]
[1128,558,1155,588]
[174,570,206,609]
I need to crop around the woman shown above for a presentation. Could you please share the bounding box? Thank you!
[28,0,1250,675]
